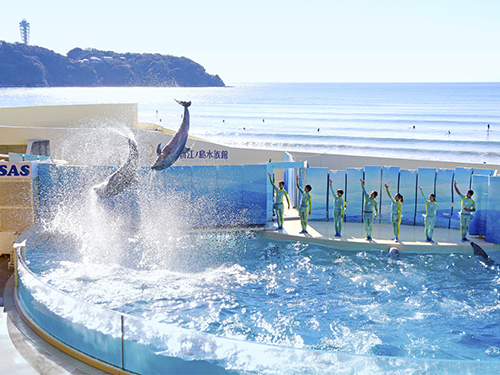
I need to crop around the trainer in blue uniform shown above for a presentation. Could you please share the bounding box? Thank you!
[454,180,476,242]
[384,184,403,242]
[329,178,345,237]
[268,173,290,230]
[296,175,312,234]
[418,186,437,243]
[360,179,378,241]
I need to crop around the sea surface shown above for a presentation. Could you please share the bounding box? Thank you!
[1,82,499,164]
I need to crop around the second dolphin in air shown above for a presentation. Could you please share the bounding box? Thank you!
[94,137,139,198]
[152,99,191,171]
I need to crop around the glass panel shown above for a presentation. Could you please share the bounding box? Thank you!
[470,175,489,236]
[486,176,500,243]
[17,257,123,367]
[435,169,454,229]
[346,168,364,223]
[399,170,417,226]
[305,168,327,221]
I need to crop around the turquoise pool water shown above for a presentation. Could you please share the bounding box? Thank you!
[26,230,500,363]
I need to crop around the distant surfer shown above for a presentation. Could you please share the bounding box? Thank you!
[487,124,490,131]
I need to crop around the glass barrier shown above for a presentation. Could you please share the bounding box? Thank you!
[14,229,500,374]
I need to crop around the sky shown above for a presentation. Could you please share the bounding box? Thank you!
[1,0,499,83]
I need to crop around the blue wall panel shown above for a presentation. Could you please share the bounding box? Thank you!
[486,176,500,244]
[416,168,436,227]
[469,175,488,236]
[327,170,346,221]
[451,168,473,230]
[190,166,218,226]
[346,168,364,223]
[242,165,267,225]
[304,168,328,221]
[399,170,417,226]
[435,169,454,229]
[217,165,244,225]
[380,166,400,224]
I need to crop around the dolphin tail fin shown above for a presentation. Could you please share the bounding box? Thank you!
[156,143,162,156]
[174,99,192,108]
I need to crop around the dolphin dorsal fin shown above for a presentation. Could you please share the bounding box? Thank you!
[156,143,162,156]
[181,146,190,155]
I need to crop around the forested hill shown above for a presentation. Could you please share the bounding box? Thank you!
[0,42,225,87]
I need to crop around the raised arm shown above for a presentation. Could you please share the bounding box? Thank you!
[268,173,278,190]
[454,180,462,196]
[360,179,368,197]
[329,178,335,196]
[384,183,394,203]
[296,175,305,194]
[418,186,427,202]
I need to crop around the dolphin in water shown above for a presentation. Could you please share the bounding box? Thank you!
[388,247,400,259]
[93,137,139,198]
[470,242,489,259]
[151,99,191,171]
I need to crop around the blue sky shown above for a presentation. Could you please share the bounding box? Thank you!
[1,0,499,83]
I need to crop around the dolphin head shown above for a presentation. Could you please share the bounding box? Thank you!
[389,247,400,259]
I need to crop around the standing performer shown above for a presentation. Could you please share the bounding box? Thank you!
[454,180,476,242]
[360,179,378,241]
[268,173,290,230]
[329,178,345,237]
[385,184,403,242]
[418,186,437,243]
[296,175,312,234]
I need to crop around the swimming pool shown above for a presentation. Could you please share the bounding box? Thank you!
[18,227,500,374]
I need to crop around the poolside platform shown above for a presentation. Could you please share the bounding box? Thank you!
[259,209,500,257]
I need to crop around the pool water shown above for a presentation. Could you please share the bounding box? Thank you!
[26,230,500,362]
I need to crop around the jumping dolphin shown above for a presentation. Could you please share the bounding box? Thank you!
[93,138,139,198]
[388,247,400,259]
[470,242,489,259]
[151,99,191,171]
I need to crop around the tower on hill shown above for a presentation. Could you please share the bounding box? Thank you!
[19,19,30,45]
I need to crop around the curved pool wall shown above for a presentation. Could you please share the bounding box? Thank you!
[14,228,500,374]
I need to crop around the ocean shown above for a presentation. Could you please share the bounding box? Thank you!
[1,82,499,164]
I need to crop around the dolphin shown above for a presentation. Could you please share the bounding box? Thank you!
[93,137,139,198]
[388,247,400,259]
[470,242,489,259]
[151,99,191,171]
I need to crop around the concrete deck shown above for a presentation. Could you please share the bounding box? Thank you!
[260,209,500,256]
